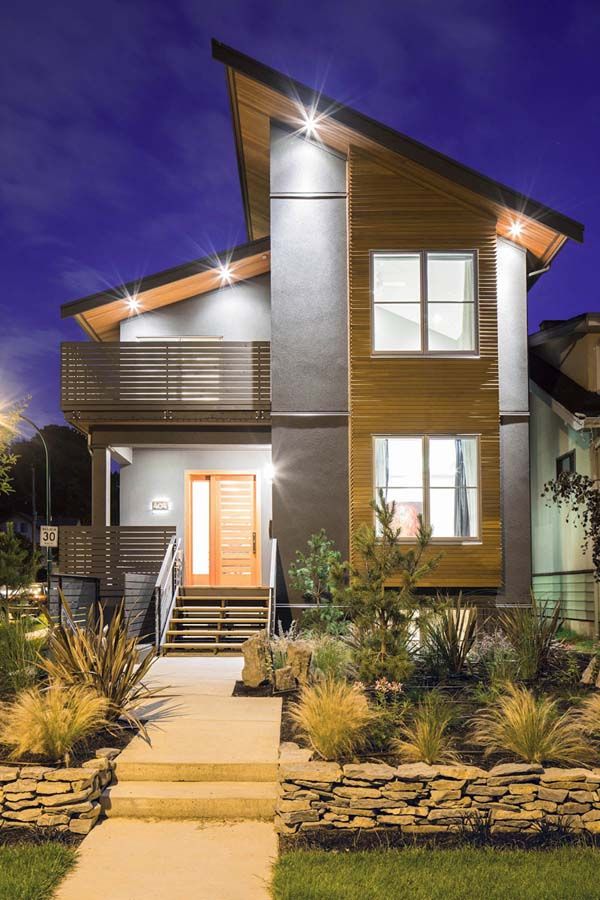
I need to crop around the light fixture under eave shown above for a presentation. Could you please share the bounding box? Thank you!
[125,293,140,312]
[301,107,320,138]
[508,220,524,238]
[218,263,233,285]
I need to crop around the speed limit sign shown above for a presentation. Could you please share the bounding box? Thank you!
[40,525,59,548]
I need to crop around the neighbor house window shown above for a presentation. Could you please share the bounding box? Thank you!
[556,450,576,478]
[372,251,477,354]
[374,435,479,540]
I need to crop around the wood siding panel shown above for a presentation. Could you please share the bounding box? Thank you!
[349,148,501,588]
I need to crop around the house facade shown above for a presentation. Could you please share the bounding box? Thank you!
[529,314,600,636]
[57,41,584,651]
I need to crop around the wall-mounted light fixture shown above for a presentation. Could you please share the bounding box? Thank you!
[218,263,233,285]
[265,463,275,483]
[151,498,171,513]
[301,107,320,138]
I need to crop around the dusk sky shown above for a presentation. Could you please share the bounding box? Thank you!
[1,0,598,427]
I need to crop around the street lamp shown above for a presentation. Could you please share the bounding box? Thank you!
[0,412,52,599]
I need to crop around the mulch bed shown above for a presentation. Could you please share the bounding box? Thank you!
[0,723,138,768]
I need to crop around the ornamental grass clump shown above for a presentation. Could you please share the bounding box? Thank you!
[310,635,354,682]
[573,693,600,739]
[471,683,591,766]
[0,682,108,765]
[42,595,159,735]
[0,612,45,695]
[393,691,459,765]
[290,677,377,760]
[498,596,561,681]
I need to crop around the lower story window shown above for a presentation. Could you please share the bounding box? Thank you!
[374,435,479,540]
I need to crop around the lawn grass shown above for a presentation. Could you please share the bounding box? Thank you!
[272,846,600,900]
[0,843,77,900]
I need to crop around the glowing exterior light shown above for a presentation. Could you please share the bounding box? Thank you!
[125,293,140,312]
[219,263,233,285]
[301,107,320,138]
[508,220,524,238]
[265,463,275,483]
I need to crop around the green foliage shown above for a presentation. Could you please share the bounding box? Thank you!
[498,596,562,681]
[290,678,378,760]
[299,601,348,636]
[365,678,409,752]
[310,635,354,682]
[42,595,159,735]
[471,683,591,765]
[0,404,21,497]
[0,611,45,695]
[394,690,459,764]
[421,595,478,677]
[0,523,39,602]
[0,682,108,765]
[543,471,600,580]
[333,490,442,683]
[288,529,341,605]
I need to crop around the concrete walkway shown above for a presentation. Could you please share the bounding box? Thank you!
[56,657,281,899]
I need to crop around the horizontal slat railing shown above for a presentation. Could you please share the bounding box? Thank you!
[61,341,271,412]
[58,526,176,641]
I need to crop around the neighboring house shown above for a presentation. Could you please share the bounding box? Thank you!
[0,513,39,544]
[529,314,600,637]
[57,40,584,652]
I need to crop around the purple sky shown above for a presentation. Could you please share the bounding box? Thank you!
[1,0,598,427]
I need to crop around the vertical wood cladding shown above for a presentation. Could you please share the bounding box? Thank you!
[349,148,501,587]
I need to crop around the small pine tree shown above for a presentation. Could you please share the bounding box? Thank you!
[0,523,38,604]
[333,490,443,683]
[288,529,341,605]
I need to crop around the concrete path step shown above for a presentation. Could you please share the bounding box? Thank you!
[102,781,277,820]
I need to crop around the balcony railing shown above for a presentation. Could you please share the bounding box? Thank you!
[61,340,271,420]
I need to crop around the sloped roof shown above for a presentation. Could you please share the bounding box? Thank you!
[213,39,583,264]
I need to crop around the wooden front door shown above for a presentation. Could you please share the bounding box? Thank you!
[185,473,259,587]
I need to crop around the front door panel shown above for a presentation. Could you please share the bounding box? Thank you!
[186,473,258,587]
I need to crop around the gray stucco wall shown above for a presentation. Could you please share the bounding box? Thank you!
[119,446,273,584]
[269,123,349,604]
[119,273,270,341]
[496,237,531,604]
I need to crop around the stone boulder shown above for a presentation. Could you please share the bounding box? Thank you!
[274,666,296,692]
[241,633,272,687]
[287,641,313,684]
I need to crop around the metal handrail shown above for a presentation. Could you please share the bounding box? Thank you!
[154,536,182,651]
[268,537,277,635]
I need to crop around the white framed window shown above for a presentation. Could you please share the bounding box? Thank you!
[374,435,480,541]
[371,251,477,354]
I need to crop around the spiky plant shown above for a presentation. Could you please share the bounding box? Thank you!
[393,691,460,765]
[0,611,45,695]
[0,683,107,765]
[498,596,562,681]
[42,595,159,735]
[290,677,377,760]
[422,595,478,676]
[310,635,354,682]
[471,683,591,765]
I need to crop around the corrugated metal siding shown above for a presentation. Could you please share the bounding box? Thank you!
[348,147,501,587]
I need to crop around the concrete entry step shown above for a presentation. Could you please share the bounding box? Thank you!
[102,781,277,820]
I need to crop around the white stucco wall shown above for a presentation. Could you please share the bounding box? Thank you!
[119,446,273,584]
[119,273,271,341]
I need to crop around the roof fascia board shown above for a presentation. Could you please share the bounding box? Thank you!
[212,39,584,244]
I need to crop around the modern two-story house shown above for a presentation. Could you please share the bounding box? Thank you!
[57,40,584,653]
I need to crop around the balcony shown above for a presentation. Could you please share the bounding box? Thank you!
[61,340,271,427]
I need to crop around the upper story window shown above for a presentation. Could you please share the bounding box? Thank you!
[556,450,576,477]
[374,435,480,541]
[371,251,477,355]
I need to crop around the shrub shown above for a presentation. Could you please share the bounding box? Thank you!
[0,683,107,764]
[0,612,45,695]
[498,596,562,681]
[300,602,348,637]
[471,683,591,765]
[469,627,518,687]
[290,678,377,760]
[421,595,478,676]
[310,636,354,681]
[332,491,442,683]
[366,678,409,753]
[393,691,459,764]
[42,596,159,734]
[288,530,341,606]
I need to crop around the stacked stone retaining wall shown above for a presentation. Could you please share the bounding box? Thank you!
[0,748,118,835]
[277,748,600,836]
